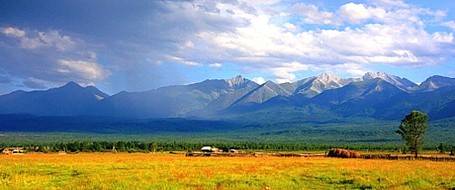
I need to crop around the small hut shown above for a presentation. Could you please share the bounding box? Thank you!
[2,147,25,155]
[201,146,213,152]
[201,146,221,156]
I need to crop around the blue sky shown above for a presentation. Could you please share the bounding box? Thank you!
[0,0,454,94]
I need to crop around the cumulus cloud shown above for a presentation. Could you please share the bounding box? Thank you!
[372,0,409,8]
[443,21,455,31]
[270,62,310,83]
[293,3,337,25]
[57,59,107,81]
[0,26,108,88]
[282,23,296,32]
[313,63,369,77]
[339,3,386,24]
[201,14,451,71]
[432,32,454,43]
[177,0,454,82]
[1,26,75,51]
[2,27,25,38]
[1,0,454,88]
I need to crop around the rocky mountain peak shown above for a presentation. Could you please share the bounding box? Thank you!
[225,75,246,88]
[362,72,417,91]
[363,72,391,81]
[317,72,341,83]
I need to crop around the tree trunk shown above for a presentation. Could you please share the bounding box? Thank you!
[414,138,418,158]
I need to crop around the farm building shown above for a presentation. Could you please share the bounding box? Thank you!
[1,147,25,155]
[201,146,221,153]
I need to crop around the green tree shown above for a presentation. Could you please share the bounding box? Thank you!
[396,111,429,158]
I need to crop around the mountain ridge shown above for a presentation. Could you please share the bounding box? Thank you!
[1,73,455,120]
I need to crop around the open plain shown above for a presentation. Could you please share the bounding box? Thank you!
[0,153,454,189]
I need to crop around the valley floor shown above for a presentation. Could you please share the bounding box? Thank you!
[0,153,454,189]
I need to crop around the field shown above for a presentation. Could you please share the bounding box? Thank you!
[0,153,454,189]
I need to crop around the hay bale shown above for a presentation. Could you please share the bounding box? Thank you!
[327,148,361,158]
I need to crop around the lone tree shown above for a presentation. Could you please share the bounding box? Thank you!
[396,111,429,158]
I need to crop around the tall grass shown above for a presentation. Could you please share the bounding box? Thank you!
[0,153,454,189]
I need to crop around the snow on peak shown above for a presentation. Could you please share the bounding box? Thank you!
[293,72,346,97]
[316,72,342,84]
[225,75,246,88]
[362,72,404,84]
[362,72,417,91]
[363,72,391,80]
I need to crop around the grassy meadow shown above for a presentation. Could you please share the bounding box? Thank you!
[0,153,454,189]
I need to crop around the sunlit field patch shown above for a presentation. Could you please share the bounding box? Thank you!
[0,153,454,189]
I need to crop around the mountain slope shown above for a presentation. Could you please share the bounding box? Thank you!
[294,73,350,97]
[362,72,417,91]
[382,85,455,119]
[96,76,259,118]
[229,80,291,107]
[280,73,351,98]
[1,73,455,121]
[0,82,108,116]
[418,75,455,92]
[331,79,409,119]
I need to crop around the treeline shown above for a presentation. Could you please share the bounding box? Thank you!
[2,141,453,153]
[3,141,336,153]
[437,143,455,154]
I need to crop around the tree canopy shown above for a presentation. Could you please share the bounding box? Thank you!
[396,111,429,158]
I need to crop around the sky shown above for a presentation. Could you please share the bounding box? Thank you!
[0,0,455,95]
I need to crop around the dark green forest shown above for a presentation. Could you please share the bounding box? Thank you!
[2,140,454,153]
[1,115,454,152]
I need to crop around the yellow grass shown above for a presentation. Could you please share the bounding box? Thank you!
[0,153,454,189]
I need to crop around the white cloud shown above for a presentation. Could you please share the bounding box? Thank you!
[371,0,408,8]
[184,1,455,82]
[204,16,448,65]
[283,23,296,31]
[184,40,194,48]
[36,31,75,51]
[432,32,454,43]
[166,55,201,66]
[2,27,25,38]
[2,1,453,89]
[252,77,266,84]
[293,3,337,25]
[208,63,222,68]
[315,63,368,77]
[339,3,371,23]
[300,1,445,26]
[270,62,310,83]
[57,59,108,81]
[1,27,75,51]
[443,21,455,31]
[0,26,107,89]
[339,3,386,24]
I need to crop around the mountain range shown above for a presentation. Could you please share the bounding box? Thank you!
[1,72,455,121]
